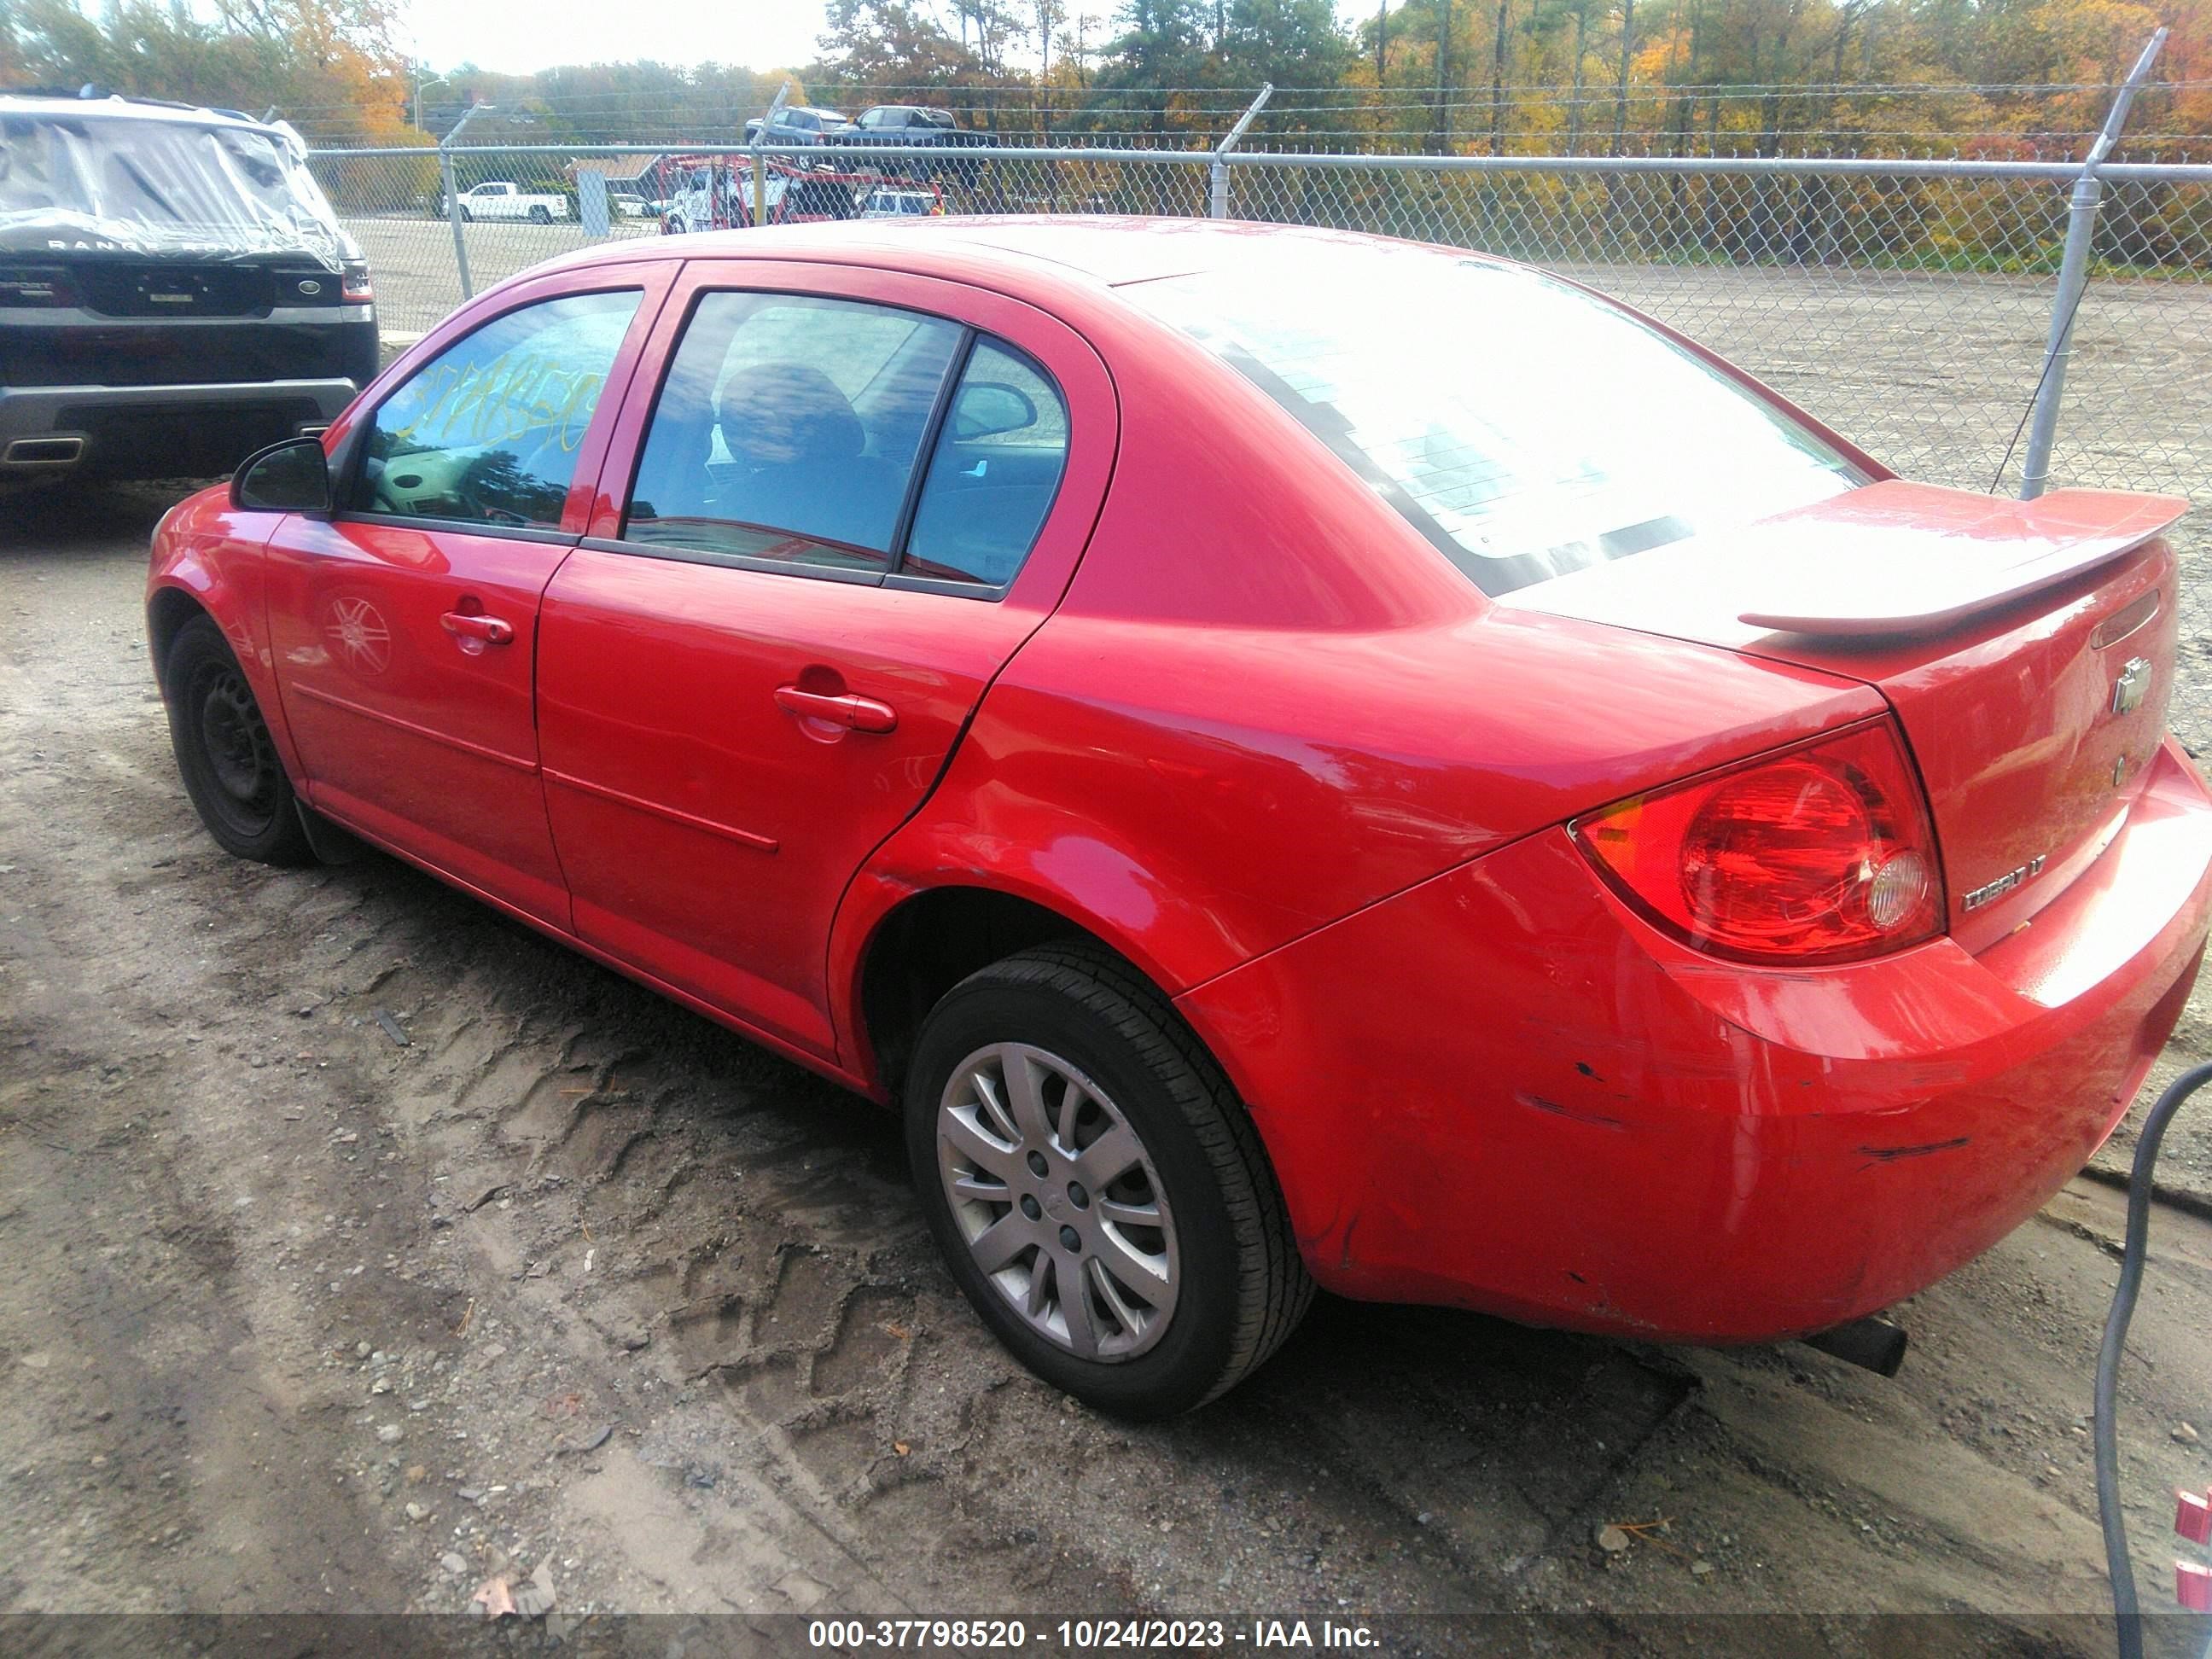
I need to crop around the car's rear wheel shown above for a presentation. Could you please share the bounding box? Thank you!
[165,616,314,866]
[528,205,551,224]
[905,942,1311,1416]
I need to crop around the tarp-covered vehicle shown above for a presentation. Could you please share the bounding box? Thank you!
[0,91,378,479]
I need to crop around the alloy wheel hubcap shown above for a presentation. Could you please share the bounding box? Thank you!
[936,1042,1178,1362]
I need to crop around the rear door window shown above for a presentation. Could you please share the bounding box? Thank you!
[620,293,1069,592]
[624,292,962,571]
[903,339,1068,587]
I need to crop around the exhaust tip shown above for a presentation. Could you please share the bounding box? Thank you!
[1802,1315,1908,1377]
[3,436,85,467]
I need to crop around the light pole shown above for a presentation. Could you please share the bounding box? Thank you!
[441,101,495,299]
[414,71,451,134]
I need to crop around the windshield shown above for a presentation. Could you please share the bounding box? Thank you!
[1126,252,1864,597]
[0,109,348,270]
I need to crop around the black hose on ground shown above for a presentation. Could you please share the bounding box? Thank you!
[2096,1059,2212,1659]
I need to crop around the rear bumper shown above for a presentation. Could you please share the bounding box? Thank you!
[0,378,360,478]
[1178,736,2212,1342]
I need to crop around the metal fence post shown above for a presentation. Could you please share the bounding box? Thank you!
[1210,84,1273,219]
[439,102,493,301]
[2018,29,2165,500]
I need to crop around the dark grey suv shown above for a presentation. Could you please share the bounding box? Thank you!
[825,106,989,183]
[0,92,378,480]
[741,106,854,148]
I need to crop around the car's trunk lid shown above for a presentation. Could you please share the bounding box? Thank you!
[1504,480,2189,955]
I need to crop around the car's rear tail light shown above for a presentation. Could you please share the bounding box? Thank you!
[1570,720,1943,964]
[0,265,77,308]
[341,259,374,303]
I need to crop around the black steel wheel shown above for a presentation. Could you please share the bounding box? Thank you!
[165,615,314,865]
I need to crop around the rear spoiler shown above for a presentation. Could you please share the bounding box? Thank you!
[1736,480,2188,637]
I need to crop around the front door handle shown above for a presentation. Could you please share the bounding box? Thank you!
[774,685,898,733]
[441,611,515,645]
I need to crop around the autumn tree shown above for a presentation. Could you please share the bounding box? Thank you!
[2,0,412,143]
[1221,0,1353,92]
[1094,0,1214,133]
[11,0,2193,166]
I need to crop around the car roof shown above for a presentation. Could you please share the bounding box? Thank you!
[543,215,1479,294]
[0,91,284,137]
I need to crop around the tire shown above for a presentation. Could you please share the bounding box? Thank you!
[458,206,473,223]
[164,615,315,866]
[528,205,550,224]
[906,942,1311,1416]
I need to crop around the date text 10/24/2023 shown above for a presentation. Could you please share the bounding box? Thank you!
[805,1621,1382,1650]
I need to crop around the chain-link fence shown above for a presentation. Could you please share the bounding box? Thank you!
[306,138,2212,741]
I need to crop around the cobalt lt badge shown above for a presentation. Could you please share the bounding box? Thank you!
[2113,655,2153,716]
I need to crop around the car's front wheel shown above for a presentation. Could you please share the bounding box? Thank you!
[164,615,314,866]
[458,205,473,222]
[905,943,1311,1416]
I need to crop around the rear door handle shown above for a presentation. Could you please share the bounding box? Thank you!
[774,685,898,733]
[441,611,515,645]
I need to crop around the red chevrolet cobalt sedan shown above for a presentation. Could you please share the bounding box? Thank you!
[148,219,2209,1415]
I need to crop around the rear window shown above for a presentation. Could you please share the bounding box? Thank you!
[1125,253,1864,597]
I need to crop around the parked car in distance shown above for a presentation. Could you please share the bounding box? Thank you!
[148,219,2210,1417]
[0,90,376,479]
[446,181,569,223]
[657,157,933,233]
[828,105,988,181]
[860,184,945,218]
[742,105,853,148]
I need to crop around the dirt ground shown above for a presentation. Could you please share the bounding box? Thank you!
[5,478,2212,1655]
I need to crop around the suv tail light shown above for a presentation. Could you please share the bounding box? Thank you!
[341,259,374,303]
[1571,720,1943,964]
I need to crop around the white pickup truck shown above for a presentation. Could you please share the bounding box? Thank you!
[446,181,569,223]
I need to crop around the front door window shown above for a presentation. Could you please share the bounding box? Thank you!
[352,289,640,530]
